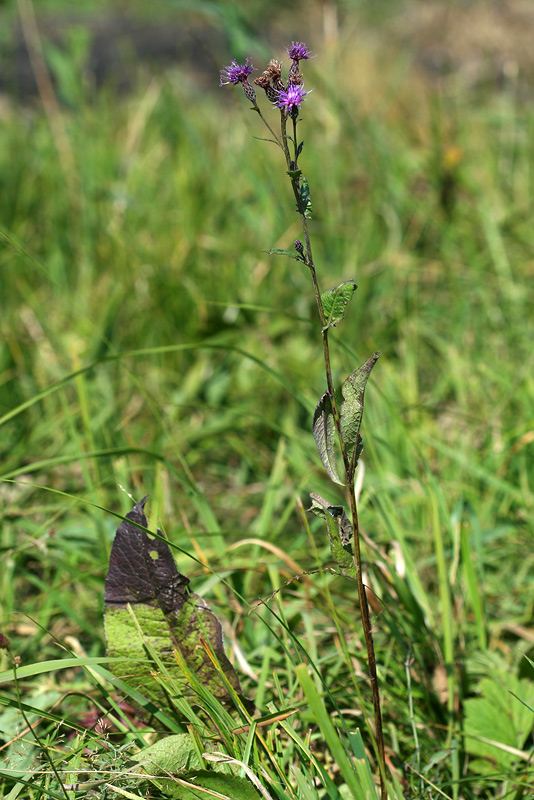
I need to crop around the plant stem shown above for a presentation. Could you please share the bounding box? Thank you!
[260,99,388,799]
[280,113,291,169]
[288,115,387,800]
[291,204,388,800]
[253,107,284,150]
[347,486,388,800]
[305,218,388,799]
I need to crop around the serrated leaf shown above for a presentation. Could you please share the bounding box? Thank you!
[300,175,312,218]
[312,393,344,485]
[309,493,356,579]
[132,734,202,774]
[321,280,357,329]
[309,493,353,547]
[104,497,253,714]
[266,248,305,263]
[340,353,380,472]
[155,771,261,800]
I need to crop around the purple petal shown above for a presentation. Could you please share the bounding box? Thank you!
[220,57,255,86]
[275,84,311,110]
[285,41,315,61]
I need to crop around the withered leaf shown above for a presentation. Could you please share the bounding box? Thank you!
[104,497,253,714]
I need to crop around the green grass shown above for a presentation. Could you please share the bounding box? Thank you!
[1,5,534,798]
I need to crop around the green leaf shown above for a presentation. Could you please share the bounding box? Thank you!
[292,766,320,800]
[300,175,312,218]
[321,281,357,329]
[133,735,263,799]
[266,248,305,263]
[132,734,202,774]
[340,353,380,472]
[154,771,262,800]
[309,493,355,579]
[104,498,253,714]
[463,670,534,774]
[312,393,344,486]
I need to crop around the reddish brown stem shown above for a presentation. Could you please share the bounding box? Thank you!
[260,103,388,800]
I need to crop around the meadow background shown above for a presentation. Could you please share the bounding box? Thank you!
[1,0,534,797]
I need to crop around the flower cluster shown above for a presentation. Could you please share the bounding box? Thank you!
[220,42,314,115]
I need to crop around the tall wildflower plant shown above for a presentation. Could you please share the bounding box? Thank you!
[220,44,386,798]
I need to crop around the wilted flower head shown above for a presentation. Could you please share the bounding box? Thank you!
[266,59,284,87]
[286,41,315,62]
[254,58,285,102]
[288,70,303,86]
[219,58,255,87]
[275,83,311,112]
[254,74,277,103]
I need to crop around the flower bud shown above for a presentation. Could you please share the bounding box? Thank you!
[242,80,257,106]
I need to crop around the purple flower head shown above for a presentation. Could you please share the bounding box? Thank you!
[219,58,255,87]
[275,83,311,112]
[286,41,315,62]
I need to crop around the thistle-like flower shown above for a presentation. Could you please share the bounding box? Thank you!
[275,84,311,113]
[286,41,315,62]
[219,58,255,86]
[220,58,258,105]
